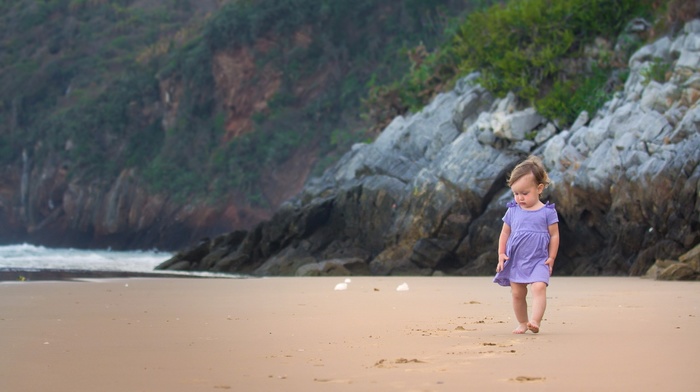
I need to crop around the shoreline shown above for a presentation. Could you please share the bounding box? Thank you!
[1,276,698,391]
[0,268,238,282]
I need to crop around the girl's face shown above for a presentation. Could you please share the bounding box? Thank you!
[510,173,544,210]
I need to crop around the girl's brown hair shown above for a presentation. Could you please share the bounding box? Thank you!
[508,155,550,188]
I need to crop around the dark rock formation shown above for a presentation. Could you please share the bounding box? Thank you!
[159,20,700,277]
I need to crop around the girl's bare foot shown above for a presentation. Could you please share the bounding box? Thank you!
[513,323,528,334]
[527,321,540,333]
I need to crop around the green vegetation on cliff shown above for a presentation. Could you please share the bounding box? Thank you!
[151,0,488,204]
[0,0,222,176]
[367,0,690,127]
[0,0,687,213]
[0,0,482,207]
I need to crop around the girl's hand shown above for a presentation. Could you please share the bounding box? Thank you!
[545,257,555,275]
[497,224,510,273]
[496,253,508,272]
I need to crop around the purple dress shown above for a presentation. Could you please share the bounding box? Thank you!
[493,201,558,287]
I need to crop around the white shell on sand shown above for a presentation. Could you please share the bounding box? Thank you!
[334,283,348,291]
[396,282,409,291]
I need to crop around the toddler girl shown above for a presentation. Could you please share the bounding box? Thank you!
[494,156,560,334]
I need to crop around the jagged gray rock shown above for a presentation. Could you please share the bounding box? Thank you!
[159,19,700,277]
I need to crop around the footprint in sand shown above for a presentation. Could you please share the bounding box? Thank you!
[395,358,424,364]
[314,378,352,384]
[478,341,517,354]
[511,376,546,382]
[373,358,425,368]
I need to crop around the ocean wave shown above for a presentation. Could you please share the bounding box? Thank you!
[0,243,172,272]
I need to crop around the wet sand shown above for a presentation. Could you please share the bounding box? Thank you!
[1,277,698,391]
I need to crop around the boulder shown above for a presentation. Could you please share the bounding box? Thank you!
[678,243,700,267]
[657,262,698,281]
[645,243,700,280]
[295,258,369,276]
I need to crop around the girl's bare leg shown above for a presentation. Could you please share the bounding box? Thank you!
[528,282,547,333]
[510,283,529,334]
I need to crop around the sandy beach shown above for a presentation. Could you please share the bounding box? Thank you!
[1,276,698,391]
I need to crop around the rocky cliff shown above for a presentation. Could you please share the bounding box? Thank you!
[0,0,466,250]
[0,58,275,250]
[0,163,271,250]
[158,20,700,277]
[0,0,271,250]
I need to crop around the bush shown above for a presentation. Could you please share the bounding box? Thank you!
[454,0,653,104]
[455,0,575,102]
[536,65,618,125]
[640,57,672,85]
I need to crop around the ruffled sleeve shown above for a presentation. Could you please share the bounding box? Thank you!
[502,200,517,226]
[544,201,559,225]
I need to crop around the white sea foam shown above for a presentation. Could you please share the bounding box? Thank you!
[0,243,170,272]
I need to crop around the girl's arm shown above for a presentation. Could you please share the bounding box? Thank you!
[546,223,560,275]
[496,223,511,272]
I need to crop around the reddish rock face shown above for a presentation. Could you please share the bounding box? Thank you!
[0,27,328,250]
[212,44,281,141]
